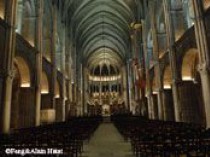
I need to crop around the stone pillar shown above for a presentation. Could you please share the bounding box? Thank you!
[68,44,73,103]
[34,0,43,127]
[66,79,71,118]
[0,0,17,133]
[72,82,76,103]
[145,71,154,119]
[152,94,159,119]
[141,20,154,119]
[199,67,210,126]
[71,43,77,105]
[61,27,66,121]
[157,89,165,120]
[134,26,142,103]
[192,0,210,128]
[109,81,112,105]
[82,66,88,115]
[126,61,132,112]
[69,78,72,102]
[163,0,182,122]
[148,94,155,119]
[171,80,181,121]
[130,28,138,102]
[65,41,71,117]
[78,64,83,116]
[51,4,57,109]
[145,69,154,119]
[99,72,102,105]
[122,66,129,109]
[150,2,165,120]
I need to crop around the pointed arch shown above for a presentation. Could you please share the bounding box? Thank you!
[181,48,198,81]
[41,71,49,94]
[163,66,172,89]
[14,56,31,88]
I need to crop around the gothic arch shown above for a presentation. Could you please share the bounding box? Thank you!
[181,48,198,81]
[163,65,172,89]
[14,56,31,88]
[41,71,49,94]
[55,79,60,98]
[152,74,158,93]
[179,48,205,124]
[11,57,35,129]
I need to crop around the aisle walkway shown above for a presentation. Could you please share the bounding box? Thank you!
[82,123,134,157]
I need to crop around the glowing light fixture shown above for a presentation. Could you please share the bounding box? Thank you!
[164,85,171,89]
[41,90,49,94]
[55,94,60,98]
[21,83,31,88]
[182,76,193,81]
[153,91,158,95]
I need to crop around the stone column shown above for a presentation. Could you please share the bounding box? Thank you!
[99,68,102,105]
[65,42,72,117]
[51,4,57,109]
[141,19,154,119]
[82,66,88,115]
[130,29,138,101]
[122,66,129,109]
[109,75,112,105]
[134,26,142,102]
[0,0,17,133]
[133,29,141,101]
[126,61,132,113]
[78,67,82,115]
[71,43,77,104]
[68,43,73,103]
[146,71,154,119]
[64,79,70,118]
[150,1,165,120]
[34,0,43,126]
[163,0,181,122]
[192,0,210,128]
[61,26,66,121]
[117,76,120,95]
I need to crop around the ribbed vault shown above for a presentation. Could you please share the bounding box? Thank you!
[59,0,140,70]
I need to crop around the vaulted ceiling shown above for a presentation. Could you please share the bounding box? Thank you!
[58,0,144,69]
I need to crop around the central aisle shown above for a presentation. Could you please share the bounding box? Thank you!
[82,123,134,157]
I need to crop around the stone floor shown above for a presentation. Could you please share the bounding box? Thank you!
[81,123,134,157]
